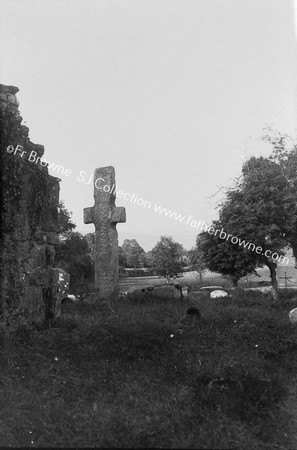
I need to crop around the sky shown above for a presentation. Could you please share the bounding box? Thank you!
[1,0,296,250]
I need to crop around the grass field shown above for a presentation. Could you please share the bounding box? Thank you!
[118,271,276,294]
[1,286,297,448]
[119,272,232,294]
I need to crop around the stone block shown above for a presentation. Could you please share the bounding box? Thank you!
[289,308,297,324]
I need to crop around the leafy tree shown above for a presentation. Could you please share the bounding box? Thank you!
[54,232,94,289]
[199,153,297,299]
[145,250,154,267]
[151,235,184,283]
[139,251,148,267]
[55,203,96,289]
[118,246,127,269]
[233,155,295,299]
[264,130,297,260]
[57,200,76,239]
[188,245,207,282]
[197,224,259,287]
[121,239,146,268]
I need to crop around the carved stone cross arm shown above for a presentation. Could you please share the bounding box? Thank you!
[84,207,94,224]
[111,206,126,224]
[83,204,126,225]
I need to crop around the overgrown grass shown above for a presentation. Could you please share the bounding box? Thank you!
[1,291,297,448]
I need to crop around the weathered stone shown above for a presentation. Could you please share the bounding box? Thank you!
[0,84,60,331]
[182,286,189,296]
[84,166,126,300]
[289,308,297,324]
[210,290,228,298]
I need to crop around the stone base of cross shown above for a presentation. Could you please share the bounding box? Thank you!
[84,166,126,300]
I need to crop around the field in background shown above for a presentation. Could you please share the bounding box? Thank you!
[1,289,297,448]
[119,272,231,294]
[119,271,277,294]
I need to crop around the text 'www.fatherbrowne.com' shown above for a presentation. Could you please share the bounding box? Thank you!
[7,145,289,265]
[153,204,289,265]
[87,177,289,265]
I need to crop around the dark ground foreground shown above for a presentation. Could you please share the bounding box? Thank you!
[1,289,297,449]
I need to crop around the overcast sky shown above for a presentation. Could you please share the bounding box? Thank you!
[1,0,296,250]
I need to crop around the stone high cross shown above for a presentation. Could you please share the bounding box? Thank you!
[84,166,126,299]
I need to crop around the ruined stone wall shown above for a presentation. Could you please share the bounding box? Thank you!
[0,84,61,330]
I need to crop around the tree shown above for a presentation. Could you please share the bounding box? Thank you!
[54,232,94,289]
[55,203,96,289]
[151,235,184,283]
[121,239,146,268]
[200,153,297,299]
[118,246,127,269]
[263,130,297,260]
[57,200,76,239]
[227,156,293,298]
[145,250,154,267]
[197,224,259,287]
[188,245,207,282]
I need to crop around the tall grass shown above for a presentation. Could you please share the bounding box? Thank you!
[1,290,297,448]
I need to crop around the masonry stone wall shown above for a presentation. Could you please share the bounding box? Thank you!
[0,84,61,330]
